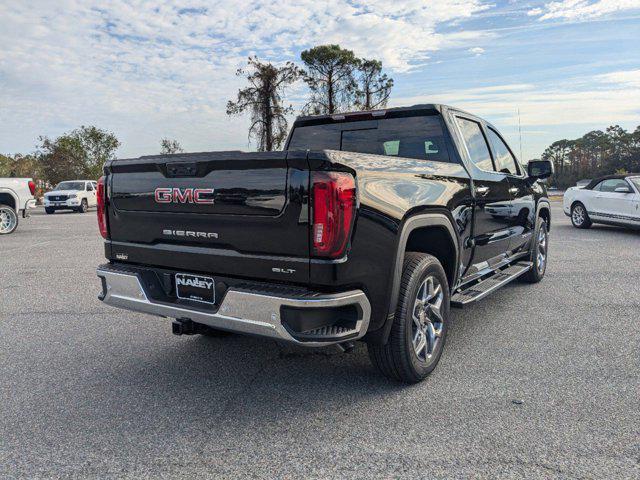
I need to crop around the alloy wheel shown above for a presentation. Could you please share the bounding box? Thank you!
[411,276,444,363]
[0,207,17,234]
[537,225,547,273]
[572,205,585,226]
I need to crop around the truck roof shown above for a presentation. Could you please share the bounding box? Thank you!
[292,104,472,128]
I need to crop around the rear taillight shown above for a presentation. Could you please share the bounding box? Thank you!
[97,176,108,239]
[312,171,356,258]
[28,180,36,196]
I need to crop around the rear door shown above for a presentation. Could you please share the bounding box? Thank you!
[453,116,513,269]
[106,151,310,283]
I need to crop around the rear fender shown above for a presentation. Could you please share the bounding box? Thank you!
[367,212,460,345]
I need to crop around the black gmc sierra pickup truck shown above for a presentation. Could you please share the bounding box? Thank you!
[96,104,553,383]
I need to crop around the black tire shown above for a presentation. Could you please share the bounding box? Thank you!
[78,199,88,213]
[571,202,592,229]
[45,207,55,214]
[367,252,450,383]
[521,217,548,283]
[0,204,19,234]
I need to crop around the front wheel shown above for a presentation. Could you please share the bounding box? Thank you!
[571,203,592,229]
[0,205,19,234]
[368,253,450,383]
[77,199,88,213]
[45,207,55,214]
[521,217,548,283]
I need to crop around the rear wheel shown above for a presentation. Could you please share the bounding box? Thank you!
[571,203,592,229]
[368,253,450,383]
[0,205,18,234]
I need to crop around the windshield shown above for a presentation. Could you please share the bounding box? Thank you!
[288,115,453,163]
[629,177,640,192]
[53,181,85,191]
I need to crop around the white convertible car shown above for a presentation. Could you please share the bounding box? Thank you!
[563,174,640,229]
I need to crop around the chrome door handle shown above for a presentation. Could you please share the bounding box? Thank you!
[509,187,519,194]
[476,186,490,196]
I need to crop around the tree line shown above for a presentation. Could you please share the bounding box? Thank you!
[541,124,640,188]
[0,128,183,193]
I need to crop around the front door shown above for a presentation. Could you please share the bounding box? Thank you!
[485,126,536,255]
[593,178,640,225]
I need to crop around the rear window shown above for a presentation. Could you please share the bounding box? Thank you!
[288,115,452,163]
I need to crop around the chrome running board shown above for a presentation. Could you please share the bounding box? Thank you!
[451,261,532,308]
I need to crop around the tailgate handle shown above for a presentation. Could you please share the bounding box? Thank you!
[166,162,197,177]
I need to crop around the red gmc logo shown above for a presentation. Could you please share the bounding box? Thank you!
[154,187,215,204]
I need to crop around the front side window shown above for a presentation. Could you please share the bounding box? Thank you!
[455,117,494,171]
[628,177,640,192]
[487,127,520,175]
[86,183,94,191]
[597,179,631,192]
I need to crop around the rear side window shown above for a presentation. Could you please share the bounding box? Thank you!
[487,127,520,175]
[455,117,494,171]
[288,115,453,163]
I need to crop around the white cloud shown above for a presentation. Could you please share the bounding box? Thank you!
[528,0,640,20]
[392,71,640,159]
[469,47,486,55]
[0,0,492,156]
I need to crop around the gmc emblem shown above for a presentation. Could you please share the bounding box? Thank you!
[154,187,215,205]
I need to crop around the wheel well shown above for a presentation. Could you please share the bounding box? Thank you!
[0,193,16,211]
[539,206,551,232]
[405,226,456,287]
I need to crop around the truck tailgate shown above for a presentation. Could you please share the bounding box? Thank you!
[105,151,310,284]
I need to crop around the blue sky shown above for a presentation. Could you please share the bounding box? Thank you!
[1,0,639,160]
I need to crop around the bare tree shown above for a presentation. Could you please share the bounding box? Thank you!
[355,59,393,111]
[160,138,184,155]
[227,56,302,151]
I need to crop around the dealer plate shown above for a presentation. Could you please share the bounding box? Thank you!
[175,273,215,304]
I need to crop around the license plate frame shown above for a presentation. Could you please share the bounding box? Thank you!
[175,273,215,305]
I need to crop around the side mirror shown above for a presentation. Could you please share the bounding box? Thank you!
[527,159,554,180]
[614,186,632,194]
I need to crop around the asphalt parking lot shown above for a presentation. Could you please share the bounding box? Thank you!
[1,203,639,479]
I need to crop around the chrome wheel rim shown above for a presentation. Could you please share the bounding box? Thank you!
[411,276,444,362]
[0,207,17,233]
[572,205,585,225]
[537,226,547,272]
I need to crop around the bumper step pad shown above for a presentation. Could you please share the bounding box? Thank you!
[451,261,532,308]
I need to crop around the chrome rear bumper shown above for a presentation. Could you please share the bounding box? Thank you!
[97,265,371,346]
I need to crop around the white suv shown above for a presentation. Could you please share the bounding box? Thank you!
[44,180,98,214]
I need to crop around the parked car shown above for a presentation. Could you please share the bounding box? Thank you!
[564,174,640,229]
[44,180,98,214]
[0,177,36,234]
[95,104,553,383]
